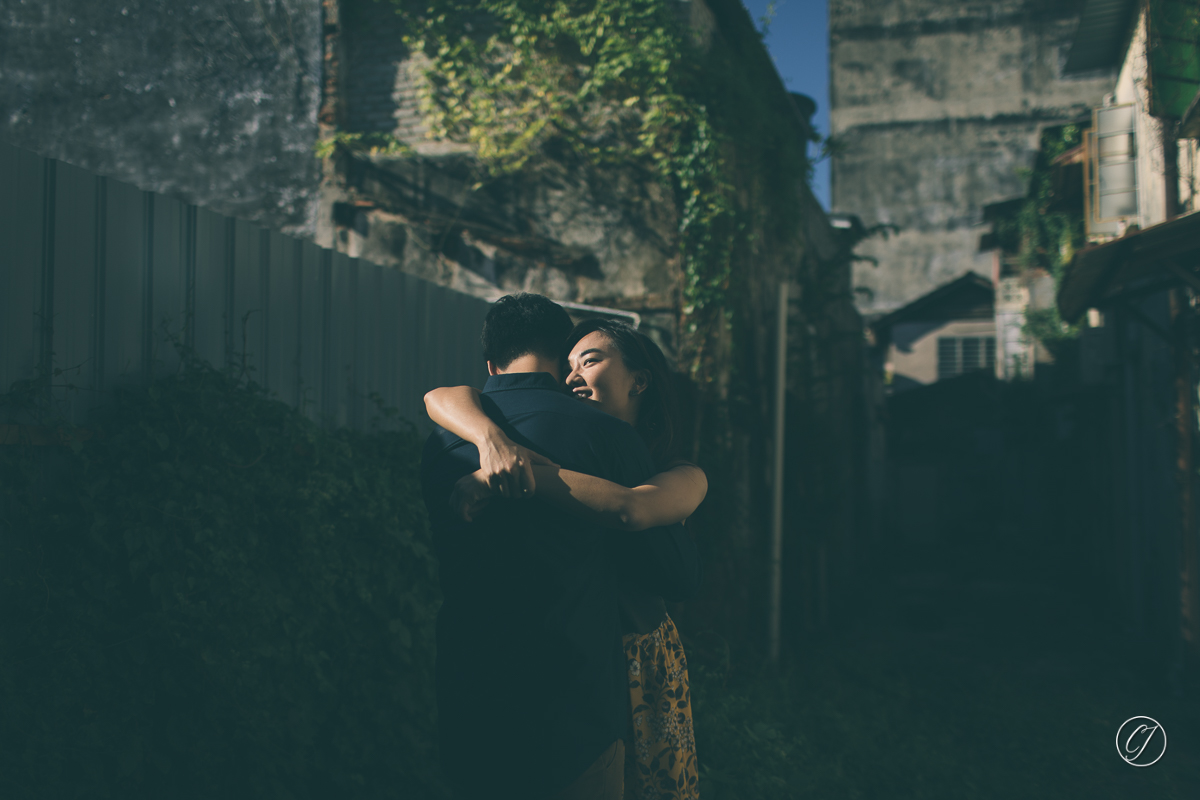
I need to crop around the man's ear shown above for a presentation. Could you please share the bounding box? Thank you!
[487,360,500,376]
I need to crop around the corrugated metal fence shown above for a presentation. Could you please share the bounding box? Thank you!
[0,141,491,432]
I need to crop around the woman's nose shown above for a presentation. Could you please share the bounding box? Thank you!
[566,367,584,386]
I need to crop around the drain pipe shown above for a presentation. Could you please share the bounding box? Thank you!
[555,300,641,330]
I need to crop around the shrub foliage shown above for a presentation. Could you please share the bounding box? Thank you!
[0,355,444,799]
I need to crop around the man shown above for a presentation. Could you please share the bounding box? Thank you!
[420,293,699,799]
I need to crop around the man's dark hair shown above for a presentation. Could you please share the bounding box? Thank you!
[481,293,574,369]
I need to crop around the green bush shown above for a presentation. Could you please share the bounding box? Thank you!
[0,355,445,799]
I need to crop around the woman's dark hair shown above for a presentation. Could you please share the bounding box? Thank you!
[564,319,681,468]
[481,293,574,369]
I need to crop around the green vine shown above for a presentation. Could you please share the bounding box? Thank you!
[992,124,1086,355]
[390,0,739,378]
[314,131,415,159]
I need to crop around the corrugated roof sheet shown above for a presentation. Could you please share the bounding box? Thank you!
[1058,212,1200,320]
[1064,0,1138,74]
[871,272,995,334]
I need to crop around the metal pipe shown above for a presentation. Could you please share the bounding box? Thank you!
[769,281,788,664]
[554,300,641,330]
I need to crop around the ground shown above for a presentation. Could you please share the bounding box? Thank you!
[692,546,1200,799]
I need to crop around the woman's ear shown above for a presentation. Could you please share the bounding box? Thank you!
[630,370,651,396]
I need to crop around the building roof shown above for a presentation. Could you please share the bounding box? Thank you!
[1058,211,1200,321]
[1063,0,1138,74]
[872,272,995,335]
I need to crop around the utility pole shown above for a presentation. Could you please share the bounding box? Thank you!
[768,281,788,665]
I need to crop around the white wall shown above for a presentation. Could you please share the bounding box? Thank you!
[1112,8,1200,229]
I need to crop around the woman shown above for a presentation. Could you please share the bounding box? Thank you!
[425,319,705,800]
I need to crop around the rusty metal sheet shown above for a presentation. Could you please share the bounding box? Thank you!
[414,276,437,415]
[355,260,383,430]
[399,271,423,430]
[442,283,487,392]
[51,161,100,424]
[102,180,148,387]
[378,266,402,429]
[453,289,483,389]
[464,295,489,387]
[297,241,326,422]
[232,219,267,385]
[325,251,355,428]
[266,231,300,406]
[192,208,232,370]
[0,143,48,406]
[149,193,188,376]
[0,141,519,439]
[442,284,463,393]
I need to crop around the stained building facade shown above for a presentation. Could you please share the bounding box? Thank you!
[829,0,1116,316]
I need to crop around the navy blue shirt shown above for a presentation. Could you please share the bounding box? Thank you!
[420,372,700,797]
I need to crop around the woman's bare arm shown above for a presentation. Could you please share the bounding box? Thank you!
[424,385,551,496]
[452,462,708,531]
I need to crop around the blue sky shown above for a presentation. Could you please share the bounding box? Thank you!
[739,0,830,208]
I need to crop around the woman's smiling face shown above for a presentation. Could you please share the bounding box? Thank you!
[565,331,646,426]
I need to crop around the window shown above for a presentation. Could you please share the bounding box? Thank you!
[1084,104,1137,236]
[937,336,996,380]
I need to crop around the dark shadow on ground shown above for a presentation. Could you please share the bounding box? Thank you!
[692,538,1200,799]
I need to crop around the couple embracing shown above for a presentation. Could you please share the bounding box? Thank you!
[420,293,707,799]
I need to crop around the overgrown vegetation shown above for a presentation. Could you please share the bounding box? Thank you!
[0,353,443,799]
[1,348,831,798]
[343,0,815,387]
[0,350,847,799]
[390,0,738,380]
[991,124,1086,357]
[9,350,1184,798]
[314,130,415,159]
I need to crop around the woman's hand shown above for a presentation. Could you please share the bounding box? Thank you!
[477,431,557,498]
[424,385,557,497]
[450,444,559,522]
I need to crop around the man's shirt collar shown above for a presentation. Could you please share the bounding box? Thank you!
[483,372,565,394]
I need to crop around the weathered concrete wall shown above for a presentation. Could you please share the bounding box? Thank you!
[0,0,324,236]
[327,146,684,344]
[830,0,1116,315]
[323,0,684,350]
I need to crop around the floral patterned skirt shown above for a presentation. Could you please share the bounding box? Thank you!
[622,614,699,800]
